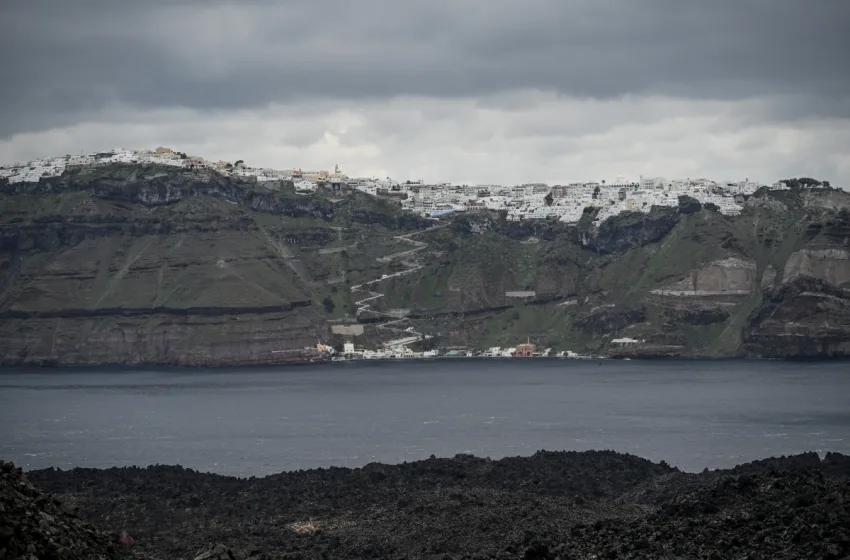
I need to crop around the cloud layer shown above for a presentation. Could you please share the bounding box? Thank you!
[1,1,848,184]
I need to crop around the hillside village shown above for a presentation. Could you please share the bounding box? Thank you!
[0,146,829,226]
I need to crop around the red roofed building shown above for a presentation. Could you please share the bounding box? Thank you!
[514,338,536,357]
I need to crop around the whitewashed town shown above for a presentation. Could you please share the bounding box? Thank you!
[1,146,799,226]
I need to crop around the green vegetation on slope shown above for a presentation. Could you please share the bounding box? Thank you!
[2,164,850,363]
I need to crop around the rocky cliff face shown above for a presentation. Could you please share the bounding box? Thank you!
[1,164,849,363]
[379,185,850,358]
[581,206,680,254]
[784,248,850,287]
[0,165,370,365]
[3,164,337,219]
[743,277,850,357]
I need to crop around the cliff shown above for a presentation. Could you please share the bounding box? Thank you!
[1,164,849,364]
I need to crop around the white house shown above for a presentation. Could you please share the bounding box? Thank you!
[294,180,318,193]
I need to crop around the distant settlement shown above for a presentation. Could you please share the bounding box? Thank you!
[0,146,805,227]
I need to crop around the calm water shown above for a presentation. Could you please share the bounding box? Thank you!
[0,359,848,476]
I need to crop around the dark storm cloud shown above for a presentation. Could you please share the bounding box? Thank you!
[1,0,848,137]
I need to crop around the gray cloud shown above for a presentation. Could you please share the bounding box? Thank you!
[2,95,848,187]
[1,0,848,137]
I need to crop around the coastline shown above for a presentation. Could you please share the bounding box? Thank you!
[3,353,849,369]
[5,361,847,479]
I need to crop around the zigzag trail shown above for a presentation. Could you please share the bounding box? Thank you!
[349,224,444,347]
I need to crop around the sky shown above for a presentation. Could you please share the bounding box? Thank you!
[0,0,848,186]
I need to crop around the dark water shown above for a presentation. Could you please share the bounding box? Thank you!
[0,359,848,476]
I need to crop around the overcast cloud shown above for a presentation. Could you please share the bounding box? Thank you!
[1,0,848,185]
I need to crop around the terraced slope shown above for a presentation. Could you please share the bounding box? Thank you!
[0,165,429,365]
[378,189,850,357]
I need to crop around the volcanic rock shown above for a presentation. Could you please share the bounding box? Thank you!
[0,460,118,559]
[194,543,266,560]
[23,450,850,560]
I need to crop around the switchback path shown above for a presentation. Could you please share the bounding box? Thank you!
[349,224,445,346]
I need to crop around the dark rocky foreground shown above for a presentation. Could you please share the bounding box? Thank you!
[5,451,850,559]
[0,461,120,559]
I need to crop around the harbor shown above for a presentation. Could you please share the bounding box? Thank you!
[323,341,598,362]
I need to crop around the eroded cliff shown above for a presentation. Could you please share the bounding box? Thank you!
[1,165,849,363]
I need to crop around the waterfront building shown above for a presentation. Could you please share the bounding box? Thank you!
[515,339,536,357]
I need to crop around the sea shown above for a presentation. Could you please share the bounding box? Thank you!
[1,359,848,476]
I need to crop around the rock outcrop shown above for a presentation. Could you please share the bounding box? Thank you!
[651,257,768,296]
[744,277,850,357]
[784,248,850,287]
[581,206,680,254]
[0,461,119,560]
[2,164,335,220]
[562,468,850,560]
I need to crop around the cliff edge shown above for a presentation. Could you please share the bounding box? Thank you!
[1,165,849,363]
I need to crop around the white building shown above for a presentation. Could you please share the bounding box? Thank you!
[0,147,773,224]
[639,177,665,190]
[416,186,435,202]
[295,180,318,193]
